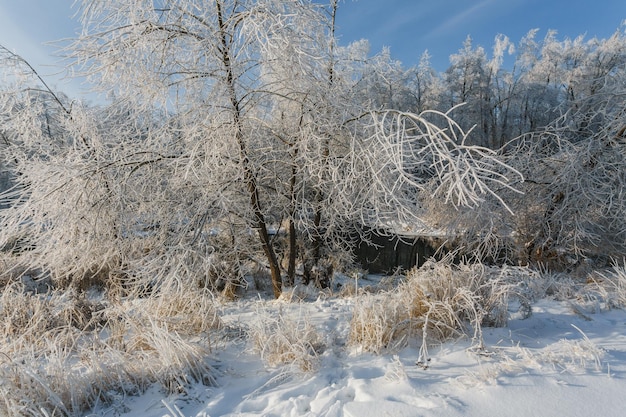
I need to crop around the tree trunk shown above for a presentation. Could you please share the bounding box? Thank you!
[307,0,338,289]
[286,152,298,287]
[217,0,282,298]
[286,218,297,287]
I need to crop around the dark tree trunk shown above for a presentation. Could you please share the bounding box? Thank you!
[217,0,282,298]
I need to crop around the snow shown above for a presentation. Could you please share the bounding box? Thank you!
[100,278,626,417]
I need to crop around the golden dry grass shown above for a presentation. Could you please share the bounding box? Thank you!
[348,259,514,354]
[249,303,324,373]
[0,281,220,416]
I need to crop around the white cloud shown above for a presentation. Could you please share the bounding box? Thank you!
[425,0,497,39]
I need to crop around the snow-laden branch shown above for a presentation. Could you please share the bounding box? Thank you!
[318,108,523,235]
[370,109,523,212]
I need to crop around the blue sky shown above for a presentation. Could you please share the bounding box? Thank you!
[335,0,625,69]
[0,0,624,98]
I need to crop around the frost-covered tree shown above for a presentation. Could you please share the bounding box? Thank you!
[514,29,626,265]
[67,0,346,297]
[0,45,136,283]
[408,26,626,269]
[444,36,493,147]
[1,1,524,298]
[408,51,446,114]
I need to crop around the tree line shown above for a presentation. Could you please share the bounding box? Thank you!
[1,0,624,298]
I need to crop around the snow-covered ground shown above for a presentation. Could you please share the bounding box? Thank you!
[109,275,626,417]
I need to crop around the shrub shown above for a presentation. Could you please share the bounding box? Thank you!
[348,259,515,355]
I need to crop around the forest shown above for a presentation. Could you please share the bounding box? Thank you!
[1,1,625,416]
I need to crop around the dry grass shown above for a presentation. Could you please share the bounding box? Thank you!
[0,281,220,416]
[574,261,626,311]
[138,284,222,335]
[348,259,516,355]
[249,303,324,373]
[348,292,409,354]
[3,248,621,415]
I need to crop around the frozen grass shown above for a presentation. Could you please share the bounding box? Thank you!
[248,302,324,372]
[348,259,517,355]
[515,260,626,316]
[2,257,626,415]
[586,261,626,310]
[0,282,219,417]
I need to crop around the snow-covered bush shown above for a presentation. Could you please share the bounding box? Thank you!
[503,125,626,268]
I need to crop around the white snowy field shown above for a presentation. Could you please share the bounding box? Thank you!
[110,273,626,417]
